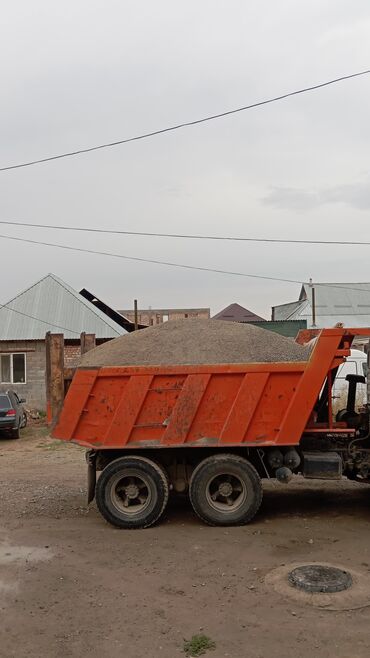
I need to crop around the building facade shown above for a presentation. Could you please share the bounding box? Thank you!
[118,307,210,326]
[0,274,126,410]
[272,282,370,351]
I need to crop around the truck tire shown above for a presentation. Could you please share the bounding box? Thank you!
[189,454,262,526]
[96,455,169,529]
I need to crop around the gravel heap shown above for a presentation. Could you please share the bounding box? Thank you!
[80,319,310,367]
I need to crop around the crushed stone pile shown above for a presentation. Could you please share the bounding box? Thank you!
[80,319,310,368]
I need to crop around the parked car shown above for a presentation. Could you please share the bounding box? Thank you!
[0,390,27,439]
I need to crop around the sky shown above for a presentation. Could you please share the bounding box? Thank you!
[1,0,370,320]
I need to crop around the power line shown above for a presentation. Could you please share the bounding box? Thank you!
[309,283,370,294]
[2,231,370,296]
[0,232,303,285]
[1,69,369,172]
[1,219,370,246]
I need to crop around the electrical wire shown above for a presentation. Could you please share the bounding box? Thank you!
[0,232,303,284]
[309,282,370,294]
[1,219,370,246]
[1,69,369,171]
[2,231,370,296]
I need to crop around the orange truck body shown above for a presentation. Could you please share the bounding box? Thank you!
[52,328,370,449]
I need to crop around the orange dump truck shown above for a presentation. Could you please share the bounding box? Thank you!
[52,327,370,529]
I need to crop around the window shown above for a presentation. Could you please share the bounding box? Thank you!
[0,353,26,383]
[0,394,11,409]
[336,360,357,379]
[0,355,11,382]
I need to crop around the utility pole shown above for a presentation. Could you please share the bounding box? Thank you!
[134,299,138,331]
[309,278,316,327]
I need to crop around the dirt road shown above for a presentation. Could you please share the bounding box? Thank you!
[1,429,370,658]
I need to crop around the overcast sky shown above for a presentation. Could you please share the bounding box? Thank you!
[1,0,370,320]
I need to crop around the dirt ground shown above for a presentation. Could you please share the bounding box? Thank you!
[1,428,370,658]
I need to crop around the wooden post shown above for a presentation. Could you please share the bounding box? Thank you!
[134,299,138,331]
[80,332,96,354]
[45,332,65,426]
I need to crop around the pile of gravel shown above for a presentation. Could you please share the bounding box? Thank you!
[80,319,310,368]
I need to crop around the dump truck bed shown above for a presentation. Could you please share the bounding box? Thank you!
[52,328,370,449]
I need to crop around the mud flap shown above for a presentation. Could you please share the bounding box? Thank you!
[86,451,97,504]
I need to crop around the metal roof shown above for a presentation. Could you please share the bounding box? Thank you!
[0,274,127,340]
[272,300,306,321]
[213,303,265,322]
[272,283,370,328]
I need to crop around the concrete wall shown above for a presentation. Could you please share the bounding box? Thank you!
[0,340,46,410]
[0,337,114,412]
[0,341,83,410]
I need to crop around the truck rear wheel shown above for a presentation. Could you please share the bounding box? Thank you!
[189,454,262,526]
[96,456,169,529]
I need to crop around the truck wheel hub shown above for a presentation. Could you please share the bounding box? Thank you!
[125,484,139,499]
[218,481,233,497]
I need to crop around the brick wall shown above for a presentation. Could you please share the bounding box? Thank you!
[64,344,81,367]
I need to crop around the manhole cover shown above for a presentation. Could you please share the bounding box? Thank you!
[288,565,352,593]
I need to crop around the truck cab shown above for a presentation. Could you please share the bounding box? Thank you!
[332,349,367,414]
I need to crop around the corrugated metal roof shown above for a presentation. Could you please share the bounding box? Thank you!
[0,274,127,340]
[273,300,307,321]
[272,283,370,328]
[213,303,265,322]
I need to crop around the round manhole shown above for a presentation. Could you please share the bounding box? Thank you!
[288,565,352,593]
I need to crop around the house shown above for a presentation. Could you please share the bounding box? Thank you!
[118,307,210,326]
[213,303,305,338]
[272,283,370,327]
[0,274,127,410]
[213,303,265,322]
[272,282,370,348]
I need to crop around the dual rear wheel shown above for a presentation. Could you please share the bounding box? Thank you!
[96,453,262,529]
[190,454,262,526]
[96,456,169,529]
